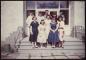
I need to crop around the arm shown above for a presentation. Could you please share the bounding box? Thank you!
[62,21,65,36]
[26,16,30,25]
[38,25,41,33]
[49,24,54,32]
[60,21,65,29]
[54,24,58,32]
[29,22,33,35]
[62,15,65,21]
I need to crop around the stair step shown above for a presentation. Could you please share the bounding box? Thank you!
[18,49,85,54]
[64,42,84,45]
[19,36,83,43]
[18,45,85,50]
[16,41,84,46]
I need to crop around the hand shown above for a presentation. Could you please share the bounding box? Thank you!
[53,30,55,33]
[30,31,33,35]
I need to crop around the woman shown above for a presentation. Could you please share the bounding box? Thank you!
[37,20,47,48]
[26,12,34,37]
[37,12,45,24]
[48,18,59,48]
[44,10,50,19]
[45,15,51,41]
[29,16,39,48]
[58,16,65,48]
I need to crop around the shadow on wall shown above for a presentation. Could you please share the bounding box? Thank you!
[70,25,85,41]
[1,26,25,59]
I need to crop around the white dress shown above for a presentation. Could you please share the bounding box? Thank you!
[58,21,64,41]
[37,24,47,43]
[44,19,51,39]
[25,15,33,36]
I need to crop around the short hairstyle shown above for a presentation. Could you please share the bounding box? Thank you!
[58,16,63,21]
[40,20,45,24]
[45,10,49,12]
[32,16,37,20]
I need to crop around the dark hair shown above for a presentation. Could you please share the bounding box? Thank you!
[58,16,63,21]
[46,15,50,18]
[40,20,45,24]
[32,16,37,20]
[45,10,49,12]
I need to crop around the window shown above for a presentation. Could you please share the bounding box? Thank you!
[37,1,59,9]
[59,1,69,25]
[26,1,69,25]
[60,10,69,25]
[60,1,69,8]
[38,11,45,16]
[26,10,35,17]
[26,1,35,10]
[50,11,57,16]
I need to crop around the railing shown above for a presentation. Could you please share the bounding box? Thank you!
[71,26,85,41]
[1,26,24,59]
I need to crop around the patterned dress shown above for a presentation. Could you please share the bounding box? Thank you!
[48,22,59,44]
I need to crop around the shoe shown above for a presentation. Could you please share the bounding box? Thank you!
[32,46,35,48]
[61,46,64,48]
[40,46,42,48]
[35,45,38,48]
[51,45,55,48]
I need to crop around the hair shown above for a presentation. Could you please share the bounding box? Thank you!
[40,20,45,24]
[58,16,63,21]
[45,10,49,12]
[46,15,50,18]
[32,16,37,20]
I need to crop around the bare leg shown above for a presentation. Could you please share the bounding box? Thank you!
[34,42,37,48]
[60,41,64,48]
[32,42,35,48]
[52,42,55,48]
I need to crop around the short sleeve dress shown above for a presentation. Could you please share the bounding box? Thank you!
[29,21,39,42]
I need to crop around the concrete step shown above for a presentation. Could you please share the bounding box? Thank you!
[17,49,85,59]
[18,36,83,43]
[16,41,84,46]
[63,36,82,41]
[18,49,85,54]
[17,47,85,59]
[18,45,85,50]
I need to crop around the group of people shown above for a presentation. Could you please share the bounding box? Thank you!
[26,10,65,48]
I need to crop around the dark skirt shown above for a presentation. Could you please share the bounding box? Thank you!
[48,30,60,44]
[29,31,38,42]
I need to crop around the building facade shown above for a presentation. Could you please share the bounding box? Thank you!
[1,1,85,41]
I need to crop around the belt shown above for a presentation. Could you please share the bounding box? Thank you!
[58,27,64,29]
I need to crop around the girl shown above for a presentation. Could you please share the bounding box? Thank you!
[58,16,65,48]
[29,16,39,48]
[45,15,51,41]
[37,12,45,24]
[37,20,47,48]
[48,18,59,48]
[26,12,34,37]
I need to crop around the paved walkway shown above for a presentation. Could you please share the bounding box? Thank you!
[3,36,85,59]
